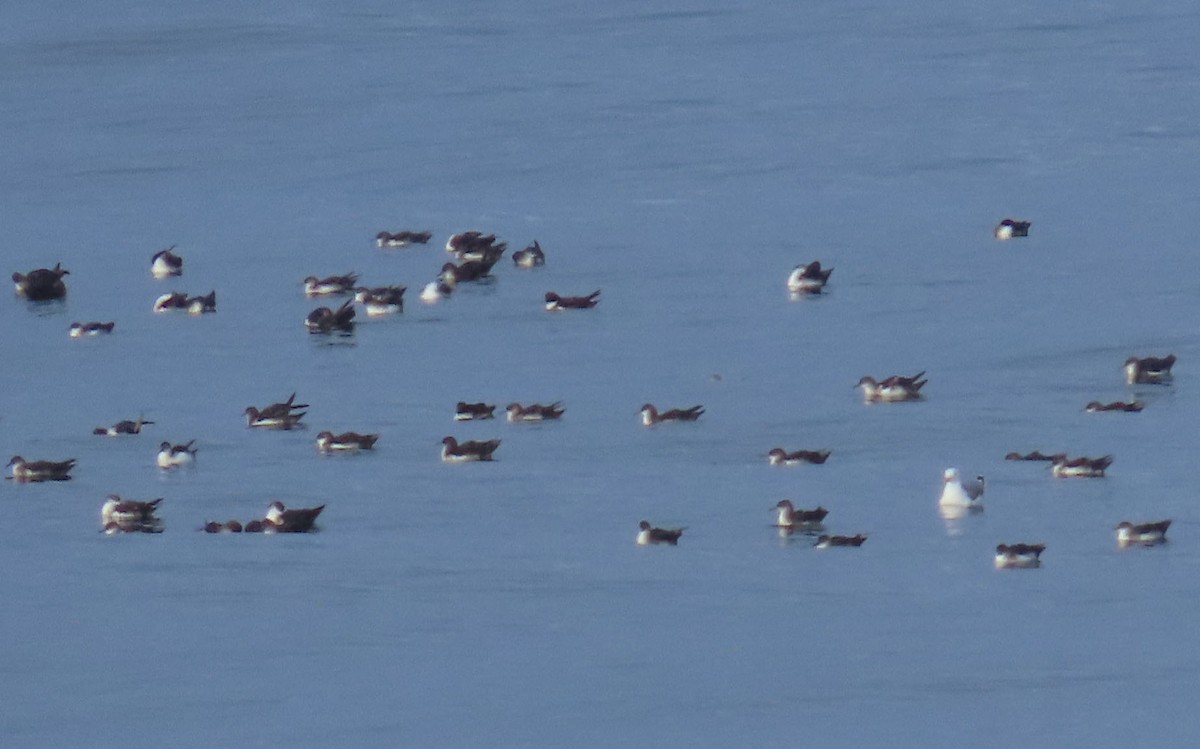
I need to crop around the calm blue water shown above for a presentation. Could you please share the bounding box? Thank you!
[4,1,1200,746]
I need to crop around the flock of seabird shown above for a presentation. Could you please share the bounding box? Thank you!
[9,230,622,535]
[9,219,1178,559]
[925,221,1175,567]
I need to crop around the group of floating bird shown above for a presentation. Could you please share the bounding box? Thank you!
[8,218,1179,559]
[14,229,579,338]
[646,222,1176,557]
[10,228,634,536]
[914,225,1175,567]
[100,493,323,535]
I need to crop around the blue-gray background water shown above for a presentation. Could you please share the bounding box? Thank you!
[3,1,1200,745]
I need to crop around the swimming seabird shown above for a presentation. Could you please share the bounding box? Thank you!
[93,416,154,436]
[640,403,704,425]
[315,431,379,452]
[440,436,500,462]
[305,299,356,333]
[69,321,115,337]
[101,494,164,533]
[513,240,546,267]
[1124,355,1175,385]
[786,260,833,294]
[505,402,565,422]
[7,455,76,482]
[1115,520,1171,547]
[938,468,984,511]
[636,520,685,545]
[1050,455,1113,478]
[151,246,183,277]
[994,543,1044,568]
[455,402,496,421]
[993,219,1031,240]
[773,500,828,530]
[855,372,927,403]
[767,448,831,465]
[545,290,600,310]
[304,272,359,296]
[376,230,432,248]
[13,263,68,300]
[157,440,197,468]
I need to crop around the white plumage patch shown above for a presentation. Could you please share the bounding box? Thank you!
[440,447,476,463]
[420,283,443,303]
[151,257,178,278]
[994,553,1040,569]
[157,450,194,469]
[364,302,400,316]
[938,468,984,509]
[786,270,822,293]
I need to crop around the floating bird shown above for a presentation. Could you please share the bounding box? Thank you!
[455,402,496,421]
[440,259,497,285]
[69,321,115,338]
[640,403,704,426]
[767,448,830,465]
[157,440,197,468]
[994,543,1044,568]
[185,291,217,314]
[101,494,164,533]
[993,219,1031,240]
[1085,400,1144,413]
[447,231,485,250]
[150,246,183,277]
[505,402,565,422]
[938,468,984,511]
[7,455,75,482]
[773,500,828,530]
[13,263,68,300]
[305,299,356,333]
[304,272,359,296]
[419,280,453,303]
[856,372,927,402]
[815,534,867,548]
[1004,450,1065,462]
[376,230,432,248]
[1115,520,1171,547]
[153,291,187,312]
[203,520,243,533]
[153,290,215,314]
[545,290,600,310]
[355,286,405,316]
[1051,455,1113,478]
[316,431,379,452]
[244,393,308,429]
[263,501,325,532]
[786,260,833,294]
[459,242,507,266]
[245,409,306,430]
[441,436,501,462]
[636,520,685,546]
[445,231,506,262]
[252,392,309,417]
[94,416,154,436]
[1124,354,1175,385]
[513,240,546,267]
